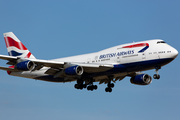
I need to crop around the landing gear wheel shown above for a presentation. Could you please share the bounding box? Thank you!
[93,85,98,90]
[74,84,79,89]
[79,85,83,90]
[108,88,112,92]
[83,84,87,88]
[87,85,98,91]
[87,86,92,91]
[105,87,109,92]
[105,87,112,92]
[157,75,160,79]
[153,74,160,79]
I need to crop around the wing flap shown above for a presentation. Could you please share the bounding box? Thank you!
[30,59,65,68]
[45,68,60,75]
[70,63,114,73]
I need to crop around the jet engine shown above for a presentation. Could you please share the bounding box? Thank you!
[130,74,152,85]
[15,60,35,71]
[64,65,83,76]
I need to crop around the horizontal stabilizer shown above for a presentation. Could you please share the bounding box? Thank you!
[0,66,20,72]
[0,54,17,61]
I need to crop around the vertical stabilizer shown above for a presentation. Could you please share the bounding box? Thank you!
[3,32,36,59]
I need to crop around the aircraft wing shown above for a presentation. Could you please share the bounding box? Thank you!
[0,54,114,73]
[30,58,114,73]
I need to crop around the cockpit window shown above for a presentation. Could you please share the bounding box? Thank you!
[157,41,166,44]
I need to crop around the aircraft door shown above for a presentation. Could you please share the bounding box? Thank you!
[87,58,91,63]
[117,56,120,63]
[142,53,146,59]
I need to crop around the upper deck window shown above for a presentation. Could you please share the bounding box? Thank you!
[157,41,166,44]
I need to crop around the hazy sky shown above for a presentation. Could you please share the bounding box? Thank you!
[0,1,180,120]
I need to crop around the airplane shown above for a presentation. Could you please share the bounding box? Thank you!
[0,32,178,92]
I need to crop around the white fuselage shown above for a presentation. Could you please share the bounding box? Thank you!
[10,39,178,82]
[52,39,177,64]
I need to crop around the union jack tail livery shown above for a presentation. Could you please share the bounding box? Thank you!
[3,32,36,59]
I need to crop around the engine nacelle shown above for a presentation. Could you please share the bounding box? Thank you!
[130,74,152,85]
[15,60,35,71]
[64,65,83,76]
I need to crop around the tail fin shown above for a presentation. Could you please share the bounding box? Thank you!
[3,32,36,59]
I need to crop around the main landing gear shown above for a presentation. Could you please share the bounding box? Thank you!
[105,82,115,93]
[87,84,98,91]
[105,76,115,92]
[153,66,161,79]
[86,79,98,91]
[74,79,86,90]
[75,76,115,92]
[74,79,98,91]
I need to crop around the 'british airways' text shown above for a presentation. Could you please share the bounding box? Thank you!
[99,50,134,59]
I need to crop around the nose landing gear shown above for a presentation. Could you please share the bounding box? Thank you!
[153,66,161,79]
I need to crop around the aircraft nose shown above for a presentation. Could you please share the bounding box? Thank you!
[171,48,178,59]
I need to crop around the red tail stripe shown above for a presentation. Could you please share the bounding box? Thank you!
[25,52,32,58]
[4,37,27,50]
[122,43,149,48]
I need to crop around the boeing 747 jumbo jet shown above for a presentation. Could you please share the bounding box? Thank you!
[0,32,178,92]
